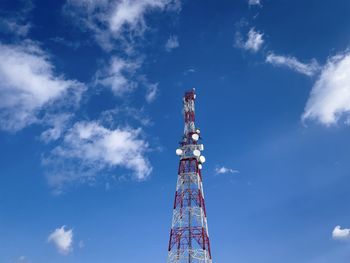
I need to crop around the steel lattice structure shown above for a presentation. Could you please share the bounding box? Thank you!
[167,89,212,263]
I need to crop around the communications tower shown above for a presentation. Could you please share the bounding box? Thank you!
[167,89,212,263]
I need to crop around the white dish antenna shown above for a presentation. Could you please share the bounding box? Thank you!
[193,149,201,157]
[198,164,203,170]
[199,156,206,163]
[176,149,183,156]
[192,133,199,141]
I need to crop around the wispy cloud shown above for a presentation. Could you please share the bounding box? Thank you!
[248,0,261,6]
[40,113,73,143]
[100,107,152,127]
[0,19,31,37]
[236,28,264,53]
[14,256,29,263]
[165,35,179,52]
[215,166,239,175]
[0,42,85,131]
[302,51,350,125]
[95,56,139,96]
[64,0,181,51]
[48,226,74,255]
[44,121,152,190]
[184,68,196,75]
[0,0,33,37]
[332,225,350,240]
[145,83,158,103]
[266,53,320,76]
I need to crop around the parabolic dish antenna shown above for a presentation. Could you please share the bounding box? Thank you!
[193,149,201,157]
[192,133,199,141]
[176,149,183,155]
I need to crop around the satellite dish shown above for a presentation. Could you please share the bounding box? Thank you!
[198,164,203,170]
[193,149,201,157]
[196,129,200,134]
[192,133,199,141]
[176,149,183,156]
[199,156,206,163]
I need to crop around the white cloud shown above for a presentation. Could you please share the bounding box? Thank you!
[236,28,264,53]
[0,42,85,131]
[44,121,152,189]
[95,56,139,96]
[302,52,350,125]
[145,83,158,103]
[48,226,73,255]
[65,0,180,50]
[109,0,166,34]
[215,166,239,175]
[266,53,320,76]
[248,0,261,6]
[245,29,264,52]
[332,225,350,240]
[165,35,179,51]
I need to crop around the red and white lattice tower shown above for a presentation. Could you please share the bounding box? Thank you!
[167,89,212,263]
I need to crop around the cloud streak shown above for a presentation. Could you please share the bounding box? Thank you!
[215,166,239,175]
[266,53,320,76]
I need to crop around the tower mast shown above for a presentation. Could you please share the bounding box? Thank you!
[167,89,212,263]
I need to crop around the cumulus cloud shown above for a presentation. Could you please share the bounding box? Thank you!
[266,53,320,76]
[302,52,350,125]
[236,28,264,53]
[248,0,261,6]
[215,166,239,175]
[65,0,180,50]
[48,226,73,255]
[95,56,139,96]
[332,225,350,240]
[165,35,179,51]
[44,121,152,189]
[0,42,85,131]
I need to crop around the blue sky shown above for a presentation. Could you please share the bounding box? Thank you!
[1,0,350,262]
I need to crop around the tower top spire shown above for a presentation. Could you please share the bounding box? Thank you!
[183,89,197,139]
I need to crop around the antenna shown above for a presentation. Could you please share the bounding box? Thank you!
[166,89,212,263]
